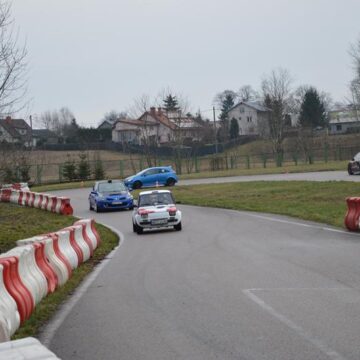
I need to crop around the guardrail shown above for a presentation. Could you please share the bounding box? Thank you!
[0,219,100,342]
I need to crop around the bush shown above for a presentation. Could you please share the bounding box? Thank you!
[77,152,91,180]
[62,155,77,181]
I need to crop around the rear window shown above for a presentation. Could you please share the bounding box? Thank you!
[98,182,126,193]
[139,192,174,206]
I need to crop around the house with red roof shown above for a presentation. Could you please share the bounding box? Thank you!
[0,116,32,146]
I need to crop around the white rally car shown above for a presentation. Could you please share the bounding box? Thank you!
[132,190,182,234]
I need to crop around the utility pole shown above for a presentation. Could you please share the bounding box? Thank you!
[213,106,218,155]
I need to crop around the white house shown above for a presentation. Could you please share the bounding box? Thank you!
[226,101,271,136]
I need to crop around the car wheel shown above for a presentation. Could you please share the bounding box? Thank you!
[132,222,137,233]
[94,202,100,213]
[174,222,182,231]
[133,181,142,189]
[348,164,354,175]
[166,178,176,186]
[89,202,93,211]
[136,226,143,235]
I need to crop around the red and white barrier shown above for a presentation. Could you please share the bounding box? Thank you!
[1,189,74,216]
[7,246,48,306]
[0,264,20,336]
[0,218,103,342]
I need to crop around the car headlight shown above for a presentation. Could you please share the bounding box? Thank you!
[97,194,106,200]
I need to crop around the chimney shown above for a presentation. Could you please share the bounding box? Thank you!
[150,107,156,115]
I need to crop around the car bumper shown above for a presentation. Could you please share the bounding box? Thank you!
[134,216,181,229]
[97,200,133,210]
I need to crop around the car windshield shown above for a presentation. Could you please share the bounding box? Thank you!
[138,192,174,206]
[354,153,360,161]
[98,182,127,193]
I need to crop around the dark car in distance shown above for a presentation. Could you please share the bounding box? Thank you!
[89,179,133,212]
[348,152,360,175]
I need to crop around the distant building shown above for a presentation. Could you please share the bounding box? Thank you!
[328,104,360,134]
[31,129,59,147]
[226,101,271,136]
[98,118,117,130]
[0,116,32,146]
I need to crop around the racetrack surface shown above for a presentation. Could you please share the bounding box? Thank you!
[179,170,360,186]
[42,174,360,360]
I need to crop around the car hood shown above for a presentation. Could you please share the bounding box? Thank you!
[100,191,131,199]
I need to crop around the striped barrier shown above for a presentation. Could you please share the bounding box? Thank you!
[0,264,20,337]
[0,219,102,340]
[0,189,73,216]
[344,197,360,231]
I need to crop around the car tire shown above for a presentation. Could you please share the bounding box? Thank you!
[136,226,143,235]
[132,222,137,233]
[89,202,93,211]
[348,165,354,175]
[166,178,176,186]
[94,202,100,213]
[133,181,142,189]
[174,222,182,231]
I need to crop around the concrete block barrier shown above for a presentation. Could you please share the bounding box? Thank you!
[0,337,61,359]
[0,264,20,337]
[345,197,360,231]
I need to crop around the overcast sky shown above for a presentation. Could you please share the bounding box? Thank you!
[12,0,360,127]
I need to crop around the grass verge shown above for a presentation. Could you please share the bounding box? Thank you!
[0,203,119,339]
[168,181,360,229]
[31,161,348,193]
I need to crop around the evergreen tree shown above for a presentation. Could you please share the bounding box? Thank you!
[229,117,239,139]
[77,152,91,180]
[163,94,179,112]
[93,152,105,180]
[299,87,326,128]
[62,155,77,181]
[219,94,235,141]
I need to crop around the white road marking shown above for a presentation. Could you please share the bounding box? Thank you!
[39,224,124,347]
[243,289,348,360]
[242,212,359,237]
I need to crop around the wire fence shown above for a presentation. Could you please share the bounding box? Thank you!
[2,143,356,185]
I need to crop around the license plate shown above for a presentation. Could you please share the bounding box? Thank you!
[112,201,122,205]
[151,219,168,225]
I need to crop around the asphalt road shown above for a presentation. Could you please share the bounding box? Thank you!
[41,173,360,360]
[179,170,360,186]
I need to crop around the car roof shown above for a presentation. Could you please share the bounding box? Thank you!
[95,179,124,184]
[142,166,172,170]
[139,189,172,196]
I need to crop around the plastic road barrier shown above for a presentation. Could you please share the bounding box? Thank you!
[0,264,20,337]
[0,337,61,359]
[345,197,360,231]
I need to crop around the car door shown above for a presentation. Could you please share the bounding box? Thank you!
[89,184,98,206]
[141,169,156,187]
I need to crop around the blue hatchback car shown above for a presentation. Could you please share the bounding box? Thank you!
[89,179,133,212]
[124,166,178,190]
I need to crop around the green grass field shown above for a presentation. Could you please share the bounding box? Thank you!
[0,203,119,339]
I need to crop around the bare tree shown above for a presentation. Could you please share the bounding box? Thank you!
[212,89,238,109]
[237,85,259,102]
[261,68,293,165]
[0,1,28,115]
[349,36,360,117]
[37,107,75,137]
